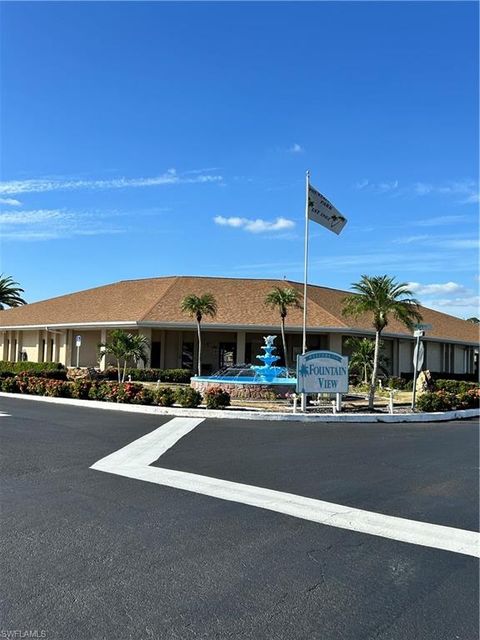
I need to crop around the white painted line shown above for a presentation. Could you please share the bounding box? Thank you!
[91,418,480,558]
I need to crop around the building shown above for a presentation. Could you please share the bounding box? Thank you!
[0,276,478,376]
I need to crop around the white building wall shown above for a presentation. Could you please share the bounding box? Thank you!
[426,342,442,372]
[69,331,101,367]
[398,340,413,375]
[453,345,466,373]
[22,331,39,362]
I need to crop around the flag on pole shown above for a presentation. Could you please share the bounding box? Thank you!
[308,184,347,235]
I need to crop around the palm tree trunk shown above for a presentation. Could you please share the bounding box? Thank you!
[280,316,288,371]
[117,359,121,383]
[196,320,202,377]
[363,364,368,385]
[368,331,381,409]
[122,358,128,383]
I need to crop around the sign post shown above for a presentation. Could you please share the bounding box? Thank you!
[411,324,431,410]
[75,335,82,368]
[297,350,349,413]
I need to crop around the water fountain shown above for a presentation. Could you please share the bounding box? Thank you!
[191,335,297,399]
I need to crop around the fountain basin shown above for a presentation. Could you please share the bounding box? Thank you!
[191,376,296,400]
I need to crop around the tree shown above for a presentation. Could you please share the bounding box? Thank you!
[181,293,218,376]
[98,330,149,382]
[466,317,479,324]
[345,336,388,384]
[0,274,26,309]
[264,286,302,371]
[342,275,422,408]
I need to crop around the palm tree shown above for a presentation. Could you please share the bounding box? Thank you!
[0,274,27,309]
[98,330,150,382]
[342,275,422,408]
[264,286,302,370]
[345,336,388,384]
[466,317,479,324]
[181,293,218,376]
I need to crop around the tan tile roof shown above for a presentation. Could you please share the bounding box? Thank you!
[0,275,478,344]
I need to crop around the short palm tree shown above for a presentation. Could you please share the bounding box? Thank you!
[264,286,302,370]
[181,293,218,376]
[342,275,422,408]
[0,274,27,309]
[345,336,388,385]
[98,330,150,382]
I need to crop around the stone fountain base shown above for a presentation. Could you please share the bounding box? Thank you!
[191,378,296,400]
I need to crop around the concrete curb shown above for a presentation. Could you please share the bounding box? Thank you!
[0,392,478,423]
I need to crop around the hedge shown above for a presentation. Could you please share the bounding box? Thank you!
[102,367,192,383]
[0,361,66,379]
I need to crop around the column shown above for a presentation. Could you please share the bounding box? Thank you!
[36,330,44,363]
[236,331,246,364]
[137,327,152,369]
[159,330,166,369]
[329,333,343,354]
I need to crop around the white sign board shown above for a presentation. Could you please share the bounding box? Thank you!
[308,184,347,235]
[413,342,424,370]
[75,335,82,348]
[296,350,349,394]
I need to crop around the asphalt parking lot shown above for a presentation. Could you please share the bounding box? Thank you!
[1,396,478,640]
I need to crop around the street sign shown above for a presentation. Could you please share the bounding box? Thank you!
[413,342,424,370]
[296,350,349,394]
[413,329,424,338]
[75,335,82,348]
[414,323,432,332]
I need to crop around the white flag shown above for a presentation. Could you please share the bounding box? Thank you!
[308,184,347,235]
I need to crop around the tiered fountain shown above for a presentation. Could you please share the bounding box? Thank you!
[191,335,297,400]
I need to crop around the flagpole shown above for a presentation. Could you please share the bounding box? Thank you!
[301,170,310,412]
[302,170,310,354]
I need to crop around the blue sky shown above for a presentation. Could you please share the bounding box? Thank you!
[1,1,478,319]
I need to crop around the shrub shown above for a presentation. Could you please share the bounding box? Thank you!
[0,376,19,393]
[175,386,202,408]
[71,380,92,399]
[204,386,230,410]
[434,379,479,394]
[44,380,71,398]
[387,376,409,390]
[415,388,480,412]
[116,382,144,404]
[154,387,176,407]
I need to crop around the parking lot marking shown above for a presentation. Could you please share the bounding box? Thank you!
[91,419,480,558]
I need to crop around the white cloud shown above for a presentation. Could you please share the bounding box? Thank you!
[412,214,472,227]
[407,281,468,296]
[355,179,398,193]
[0,207,126,242]
[0,197,21,206]
[0,168,223,195]
[0,209,68,225]
[288,143,304,154]
[214,215,295,233]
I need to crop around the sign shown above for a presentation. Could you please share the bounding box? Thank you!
[413,329,424,338]
[75,335,82,348]
[413,342,424,370]
[414,323,432,332]
[296,350,349,394]
[308,184,347,235]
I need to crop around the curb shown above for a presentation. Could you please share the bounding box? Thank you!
[0,392,478,423]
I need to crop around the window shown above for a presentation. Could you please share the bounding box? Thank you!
[181,342,194,370]
[151,342,161,368]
